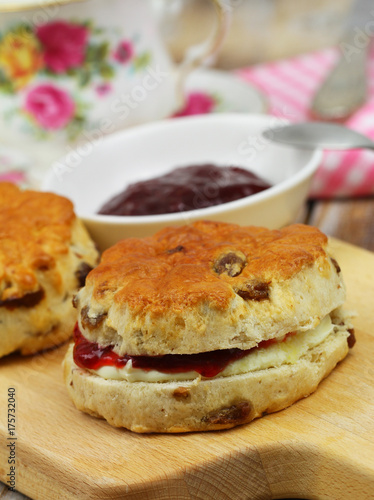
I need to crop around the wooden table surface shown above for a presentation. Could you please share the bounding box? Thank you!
[303,197,374,252]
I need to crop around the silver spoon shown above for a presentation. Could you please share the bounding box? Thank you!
[262,122,374,151]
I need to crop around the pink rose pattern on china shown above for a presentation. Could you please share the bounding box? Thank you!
[173,92,217,117]
[24,84,75,130]
[0,20,151,137]
[36,21,89,74]
[113,40,134,64]
[95,82,113,97]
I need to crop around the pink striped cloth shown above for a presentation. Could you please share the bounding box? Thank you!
[237,44,374,198]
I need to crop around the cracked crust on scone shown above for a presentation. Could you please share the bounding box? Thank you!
[0,183,99,357]
[74,221,346,356]
[63,312,351,433]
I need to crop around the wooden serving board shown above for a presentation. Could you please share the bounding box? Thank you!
[1,238,374,500]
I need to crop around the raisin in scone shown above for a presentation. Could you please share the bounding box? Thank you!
[63,221,355,433]
[0,183,99,357]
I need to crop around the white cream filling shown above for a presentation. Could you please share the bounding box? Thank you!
[95,360,199,383]
[88,314,337,383]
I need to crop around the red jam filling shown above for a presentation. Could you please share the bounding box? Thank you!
[73,324,296,378]
[98,164,271,216]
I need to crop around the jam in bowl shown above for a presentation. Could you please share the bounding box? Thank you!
[43,114,322,250]
[98,164,271,216]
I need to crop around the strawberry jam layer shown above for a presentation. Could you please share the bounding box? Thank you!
[73,323,294,378]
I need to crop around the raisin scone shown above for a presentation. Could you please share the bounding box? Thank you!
[0,183,99,357]
[63,221,355,433]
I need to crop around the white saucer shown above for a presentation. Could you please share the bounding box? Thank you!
[180,68,267,115]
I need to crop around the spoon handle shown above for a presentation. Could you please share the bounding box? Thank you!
[263,122,374,151]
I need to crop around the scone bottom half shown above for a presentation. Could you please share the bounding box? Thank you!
[0,183,100,358]
[64,221,355,433]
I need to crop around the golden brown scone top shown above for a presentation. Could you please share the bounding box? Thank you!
[88,221,328,315]
[0,183,76,301]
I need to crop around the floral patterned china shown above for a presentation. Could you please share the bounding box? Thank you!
[0,0,228,185]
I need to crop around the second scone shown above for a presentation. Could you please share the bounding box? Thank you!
[0,183,99,357]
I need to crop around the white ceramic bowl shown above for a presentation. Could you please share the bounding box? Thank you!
[43,114,322,250]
